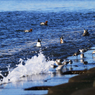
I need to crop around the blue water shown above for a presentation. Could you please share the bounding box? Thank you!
[0,0,95,95]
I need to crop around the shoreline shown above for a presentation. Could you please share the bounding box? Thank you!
[47,47,95,95]
[23,46,95,95]
[47,67,95,95]
[1,46,95,95]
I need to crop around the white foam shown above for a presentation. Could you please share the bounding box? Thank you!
[0,51,54,85]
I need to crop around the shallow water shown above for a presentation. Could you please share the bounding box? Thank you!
[0,0,95,95]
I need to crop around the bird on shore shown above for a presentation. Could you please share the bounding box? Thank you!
[80,53,84,59]
[0,71,4,81]
[24,28,33,32]
[51,63,58,68]
[69,60,73,65]
[40,21,48,25]
[92,51,95,55]
[79,49,84,54]
[55,59,62,65]
[68,60,73,71]
[62,59,69,66]
[73,50,80,56]
[51,59,62,69]
[82,29,89,36]
[56,65,64,71]
[36,39,41,47]
[83,61,88,65]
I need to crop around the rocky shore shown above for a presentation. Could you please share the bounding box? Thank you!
[47,67,95,95]
[24,47,95,95]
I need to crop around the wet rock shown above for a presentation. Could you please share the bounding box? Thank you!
[48,82,93,95]
[47,67,95,95]
[24,86,52,90]
[71,87,95,95]
[69,72,95,83]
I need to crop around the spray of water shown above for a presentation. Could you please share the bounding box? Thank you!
[0,51,54,85]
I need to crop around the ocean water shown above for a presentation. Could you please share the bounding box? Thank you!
[0,0,95,95]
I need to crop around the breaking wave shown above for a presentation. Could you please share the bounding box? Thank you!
[0,51,54,85]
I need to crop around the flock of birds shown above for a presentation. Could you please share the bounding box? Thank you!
[23,20,90,47]
[52,46,95,71]
[52,29,95,71]
[24,21,48,47]
[23,20,95,71]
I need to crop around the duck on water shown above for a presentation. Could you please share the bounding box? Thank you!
[40,21,48,25]
[24,28,33,32]
[82,29,89,36]
[36,39,42,47]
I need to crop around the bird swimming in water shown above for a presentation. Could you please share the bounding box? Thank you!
[36,39,41,47]
[60,37,64,44]
[82,29,89,36]
[60,36,66,44]
[40,21,48,25]
[24,28,33,32]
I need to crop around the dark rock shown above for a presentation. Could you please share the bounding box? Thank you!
[24,86,53,90]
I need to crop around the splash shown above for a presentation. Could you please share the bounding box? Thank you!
[0,52,54,85]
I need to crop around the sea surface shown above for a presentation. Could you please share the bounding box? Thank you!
[0,0,95,95]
